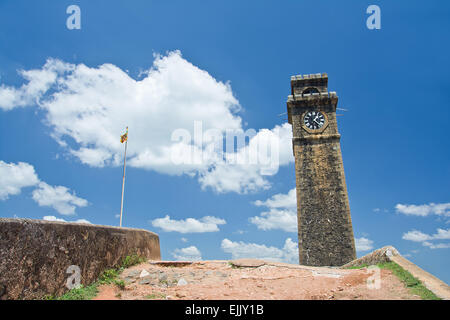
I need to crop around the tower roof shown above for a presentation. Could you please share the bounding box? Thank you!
[291,73,328,95]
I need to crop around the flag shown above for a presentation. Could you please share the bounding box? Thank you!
[120,127,128,143]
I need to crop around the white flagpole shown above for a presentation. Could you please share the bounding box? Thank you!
[119,127,128,227]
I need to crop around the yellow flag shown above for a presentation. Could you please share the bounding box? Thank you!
[120,128,128,143]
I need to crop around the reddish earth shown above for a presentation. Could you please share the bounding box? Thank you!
[93,259,421,300]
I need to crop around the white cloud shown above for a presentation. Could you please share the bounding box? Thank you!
[422,242,450,249]
[0,52,294,194]
[151,215,226,233]
[403,228,450,241]
[32,182,88,215]
[0,161,39,200]
[249,209,297,233]
[181,237,188,243]
[171,246,202,261]
[402,228,450,249]
[43,215,91,224]
[0,59,69,111]
[355,237,374,252]
[249,188,297,232]
[221,238,298,264]
[402,230,433,242]
[198,124,294,194]
[254,188,297,209]
[0,160,89,216]
[395,203,450,217]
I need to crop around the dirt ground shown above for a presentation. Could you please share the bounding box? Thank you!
[93,259,421,300]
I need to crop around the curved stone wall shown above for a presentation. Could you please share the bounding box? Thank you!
[0,218,160,300]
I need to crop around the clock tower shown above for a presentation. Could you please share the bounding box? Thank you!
[287,73,357,266]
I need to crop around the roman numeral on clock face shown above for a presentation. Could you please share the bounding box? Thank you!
[304,111,325,130]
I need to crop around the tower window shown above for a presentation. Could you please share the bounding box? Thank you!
[302,87,320,95]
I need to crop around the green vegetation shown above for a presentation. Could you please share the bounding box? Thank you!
[121,254,146,269]
[377,262,441,300]
[346,261,441,300]
[56,283,99,300]
[144,292,166,300]
[46,253,146,300]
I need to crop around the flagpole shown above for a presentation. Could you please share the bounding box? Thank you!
[119,127,128,227]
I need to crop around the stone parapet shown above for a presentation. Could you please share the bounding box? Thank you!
[0,218,160,299]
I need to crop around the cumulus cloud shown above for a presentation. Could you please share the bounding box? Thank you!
[0,59,68,110]
[1,161,88,215]
[32,182,88,215]
[422,242,450,249]
[249,188,297,232]
[402,228,450,249]
[254,188,297,209]
[0,161,39,200]
[355,237,374,252]
[198,124,294,193]
[402,230,433,242]
[403,228,450,242]
[171,246,202,261]
[43,215,91,224]
[0,52,294,194]
[395,203,450,217]
[249,209,297,233]
[221,238,298,264]
[151,215,226,233]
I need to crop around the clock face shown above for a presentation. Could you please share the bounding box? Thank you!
[303,111,326,130]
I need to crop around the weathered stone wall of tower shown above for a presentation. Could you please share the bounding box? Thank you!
[287,73,356,266]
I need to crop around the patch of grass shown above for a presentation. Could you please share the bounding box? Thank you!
[57,284,99,300]
[376,262,441,300]
[121,253,146,269]
[98,268,120,284]
[346,261,441,300]
[46,254,146,300]
[144,293,166,300]
[114,279,126,290]
[159,279,169,286]
[97,268,126,289]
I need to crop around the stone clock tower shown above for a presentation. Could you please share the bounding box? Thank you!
[286,73,356,266]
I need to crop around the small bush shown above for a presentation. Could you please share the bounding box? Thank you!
[57,284,99,300]
[44,253,146,300]
[121,253,146,269]
[98,268,120,284]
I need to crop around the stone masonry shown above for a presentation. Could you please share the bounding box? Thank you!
[287,73,356,266]
[0,218,160,299]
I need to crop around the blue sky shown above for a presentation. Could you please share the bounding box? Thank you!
[1,1,449,284]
